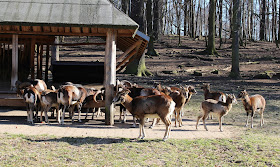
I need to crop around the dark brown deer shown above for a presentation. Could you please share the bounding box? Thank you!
[112,89,175,141]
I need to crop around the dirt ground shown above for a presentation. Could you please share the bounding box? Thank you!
[0,36,279,139]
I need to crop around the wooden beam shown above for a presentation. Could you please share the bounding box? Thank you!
[45,45,49,82]
[11,34,18,90]
[116,50,137,70]
[51,37,59,63]
[30,38,35,79]
[104,29,117,126]
[36,44,40,79]
[53,42,106,46]
[116,39,142,62]
[39,45,43,79]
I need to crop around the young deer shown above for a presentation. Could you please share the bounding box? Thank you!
[196,94,236,132]
[238,90,266,128]
[112,89,175,141]
[201,83,226,119]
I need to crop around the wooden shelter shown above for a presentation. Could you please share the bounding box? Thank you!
[0,0,149,125]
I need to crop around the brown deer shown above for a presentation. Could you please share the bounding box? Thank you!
[196,94,237,132]
[57,84,87,124]
[112,89,175,141]
[201,83,226,119]
[238,90,266,128]
[22,85,41,124]
[83,90,105,119]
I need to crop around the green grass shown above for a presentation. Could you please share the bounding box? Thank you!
[0,133,279,166]
[1,87,279,166]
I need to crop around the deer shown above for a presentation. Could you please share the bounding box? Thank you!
[201,83,226,119]
[196,94,237,132]
[22,85,41,124]
[57,84,87,124]
[117,81,162,127]
[15,79,47,96]
[238,90,266,128]
[112,89,175,141]
[83,90,105,119]
[40,85,60,124]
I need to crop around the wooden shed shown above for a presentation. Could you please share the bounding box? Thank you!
[0,0,149,125]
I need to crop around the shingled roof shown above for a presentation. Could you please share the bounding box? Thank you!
[0,0,138,30]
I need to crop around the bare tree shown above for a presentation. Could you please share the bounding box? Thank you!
[230,0,241,78]
[206,0,218,55]
[260,0,266,40]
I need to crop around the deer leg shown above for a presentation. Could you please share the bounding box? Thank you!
[251,111,254,128]
[138,119,145,139]
[245,112,249,127]
[140,119,146,139]
[30,105,34,124]
[61,105,66,125]
[162,117,172,141]
[219,115,223,132]
[149,118,157,129]
[179,108,183,127]
[132,116,137,128]
[202,113,209,131]
[260,110,264,126]
[77,103,82,123]
[196,115,203,130]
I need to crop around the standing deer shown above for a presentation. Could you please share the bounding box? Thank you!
[112,89,175,141]
[196,94,237,132]
[238,90,266,128]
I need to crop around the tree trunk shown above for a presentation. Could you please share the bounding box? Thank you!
[146,0,158,56]
[125,0,152,76]
[206,0,217,55]
[219,0,223,48]
[121,0,130,14]
[260,0,266,40]
[277,0,280,47]
[230,0,241,78]
[130,0,145,32]
[184,1,188,36]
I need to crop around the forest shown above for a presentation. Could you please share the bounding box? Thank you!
[109,0,280,78]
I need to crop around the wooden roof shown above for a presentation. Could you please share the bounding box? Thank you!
[0,0,138,37]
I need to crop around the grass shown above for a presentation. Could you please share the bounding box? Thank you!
[0,132,279,166]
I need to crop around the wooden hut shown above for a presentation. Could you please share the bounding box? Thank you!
[0,0,149,125]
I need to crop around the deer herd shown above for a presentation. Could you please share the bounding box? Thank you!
[15,79,266,141]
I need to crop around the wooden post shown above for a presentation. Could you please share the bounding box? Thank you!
[39,45,43,79]
[36,44,40,79]
[104,29,117,125]
[45,45,50,82]
[51,36,60,63]
[30,38,35,80]
[11,34,18,90]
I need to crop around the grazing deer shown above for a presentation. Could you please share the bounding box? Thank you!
[112,89,175,141]
[238,90,266,128]
[22,85,41,124]
[196,94,237,132]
